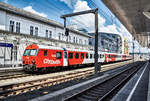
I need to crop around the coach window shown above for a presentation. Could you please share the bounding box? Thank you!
[44,50,47,56]
[86,53,88,59]
[75,53,79,59]
[90,54,92,59]
[69,53,73,59]
[81,53,84,59]
[64,52,67,58]
[56,52,62,59]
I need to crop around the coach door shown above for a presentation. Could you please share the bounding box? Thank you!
[63,51,68,66]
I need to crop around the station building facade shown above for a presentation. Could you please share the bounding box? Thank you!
[0,2,92,67]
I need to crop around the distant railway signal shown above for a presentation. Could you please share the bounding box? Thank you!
[65,28,69,36]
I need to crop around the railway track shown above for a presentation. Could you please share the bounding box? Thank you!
[0,60,131,81]
[0,73,32,81]
[64,61,145,101]
[0,68,94,99]
[0,60,133,99]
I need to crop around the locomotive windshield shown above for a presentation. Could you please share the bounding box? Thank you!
[23,49,38,56]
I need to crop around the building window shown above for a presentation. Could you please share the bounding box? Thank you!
[76,37,78,43]
[85,40,87,45]
[59,33,61,40]
[9,20,14,32]
[46,30,48,37]
[30,26,34,36]
[35,27,38,36]
[73,37,75,43]
[49,31,52,38]
[69,36,71,42]
[79,39,83,44]
[16,22,20,33]
[81,39,82,44]
[62,33,64,40]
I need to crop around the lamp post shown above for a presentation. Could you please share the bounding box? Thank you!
[132,37,135,63]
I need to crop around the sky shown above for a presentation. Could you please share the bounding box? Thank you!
[0,0,149,53]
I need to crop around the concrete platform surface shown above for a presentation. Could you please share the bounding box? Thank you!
[112,62,149,101]
[0,66,23,73]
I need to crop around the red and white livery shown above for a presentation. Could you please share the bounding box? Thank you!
[22,44,131,71]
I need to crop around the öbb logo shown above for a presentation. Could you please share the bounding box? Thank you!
[43,59,60,64]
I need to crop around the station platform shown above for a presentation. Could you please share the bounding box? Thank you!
[0,66,23,72]
[112,61,150,101]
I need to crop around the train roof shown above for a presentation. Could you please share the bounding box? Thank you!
[29,44,128,55]
[38,45,64,50]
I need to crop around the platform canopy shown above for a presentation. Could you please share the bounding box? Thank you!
[102,0,150,47]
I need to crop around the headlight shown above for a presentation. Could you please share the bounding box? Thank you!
[32,60,35,64]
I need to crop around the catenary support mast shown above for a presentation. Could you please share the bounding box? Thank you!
[61,8,101,75]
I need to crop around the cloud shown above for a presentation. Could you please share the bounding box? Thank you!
[69,0,133,38]
[69,0,123,35]
[70,0,106,33]
[60,0,77,8]
[4,0,8,3]
[100,24,120,35]
[23,6,48,18]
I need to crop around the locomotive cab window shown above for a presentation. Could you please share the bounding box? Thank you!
[56,52,62,59]
[44,50,47,56]
[81,53,84,59]
[75,53,79,59]
[23,49,37,56]
[23,50,30,56]
[30,50,37,56]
